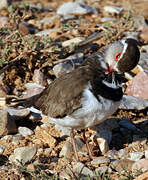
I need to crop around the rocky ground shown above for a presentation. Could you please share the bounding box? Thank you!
[0,0,148,179]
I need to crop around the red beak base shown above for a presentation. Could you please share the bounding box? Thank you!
[105,65,114,74]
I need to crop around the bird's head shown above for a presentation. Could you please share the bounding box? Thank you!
[104,38,140,74]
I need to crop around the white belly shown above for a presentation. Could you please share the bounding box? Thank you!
[49,87,121,130]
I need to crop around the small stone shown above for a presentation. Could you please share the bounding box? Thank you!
[73,162,94,177]
[101,17,117,22]
[32,69,46,86]
[125,71,148,100]
[35,28,61,36]
[9,146,37,165]
[62,37,84,47]
[139,53,148,74]
[18,127,34,137]
[12,134,23,145]
[57,2,98,15]
[44,148,52,154]
[132,159,148,172]
[1,135,13,141]
[140,30,148,43]
[118,149,129,159]
[95,166,112,174]
[0,16,9,28]
[145,150,148,158]
[91,157,110,165]
[104,6,123,14]
[129,152,144,161]
[96,137,109,154]
[119,95,148,110]
[105,150,119,159]
[60,137,84,158]
[111,159,135,173]
[0,145,6,154]
[0,0,8,10]
[27,164,35,171]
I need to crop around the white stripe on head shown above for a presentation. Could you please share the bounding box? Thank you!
[119,40,128,60]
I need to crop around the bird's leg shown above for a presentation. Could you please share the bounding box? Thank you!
[70,129,79,161]
[82,129,93,160]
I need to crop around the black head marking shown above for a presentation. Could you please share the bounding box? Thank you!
[117,38,140,72]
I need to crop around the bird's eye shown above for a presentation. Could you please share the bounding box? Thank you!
[115,52,122,61]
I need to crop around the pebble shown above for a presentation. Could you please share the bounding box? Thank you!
[111,159,135,173]
[125,71,148,100]
[132,159,148,172]
[73,162,94,177]
[91,156,110,165]
[62,37,84,47]
[0,0,8,10]
[145,150,148,158]
[105,150,119,159]
[119,95,148,110]
[9,146,37,165]
[0,16,9,28]
[0,145,6,154]
[104,6,123,14]
[118,149,129,159]
[18,127,34,137]
[128,152,144,161]
[35,28,61,36]
[1,135,13,141]
[12,134,23,145]
[96,137,109,154]
[95,166,109,174]
[101,17,117,23]
[32,69,46,86]
[57,2,98,15]
[60,136,84,158]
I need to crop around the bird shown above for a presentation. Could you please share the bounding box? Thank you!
[7,38,140,161]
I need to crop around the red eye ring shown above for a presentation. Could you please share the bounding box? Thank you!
[115,52,122,61]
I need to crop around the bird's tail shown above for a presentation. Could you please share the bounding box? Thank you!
[6,93,43,108]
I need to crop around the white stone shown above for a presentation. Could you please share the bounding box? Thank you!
[18,127,34,137]
[0,0,8,10]
[128,152,144,161]
[104,6,123,14]
[145,150,148,158]
[0,145,6,154]
[9,146,37,165]
[73,162,94,177]
[91,157,110,165]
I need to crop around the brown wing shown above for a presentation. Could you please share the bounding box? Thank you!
[34,66,91,118]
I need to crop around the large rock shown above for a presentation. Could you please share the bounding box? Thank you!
[125,71,148,100]
[119,95,148,110]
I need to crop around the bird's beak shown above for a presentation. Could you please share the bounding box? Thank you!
[105,65,114,74]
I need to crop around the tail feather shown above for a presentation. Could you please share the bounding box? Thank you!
[6,93,42,108]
